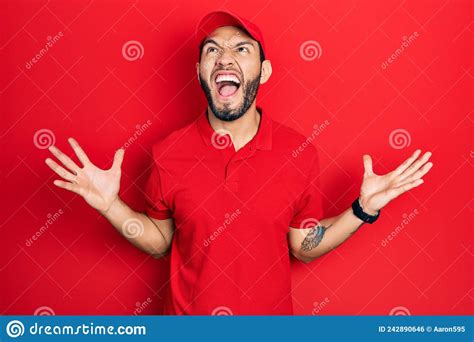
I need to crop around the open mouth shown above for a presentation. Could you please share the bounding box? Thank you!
[214,73,241,98]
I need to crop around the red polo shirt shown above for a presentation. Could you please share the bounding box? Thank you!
[144,108,323,315]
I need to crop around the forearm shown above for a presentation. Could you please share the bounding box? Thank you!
[99,197,169,256]
[298,207,366,262]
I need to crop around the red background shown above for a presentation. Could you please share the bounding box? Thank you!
[1,0,472,315]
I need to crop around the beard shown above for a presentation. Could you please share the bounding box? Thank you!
[199,70,261,122]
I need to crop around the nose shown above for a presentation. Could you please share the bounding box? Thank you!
[216,48,235,67]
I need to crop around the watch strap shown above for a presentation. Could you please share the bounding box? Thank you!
[351,197,380,224]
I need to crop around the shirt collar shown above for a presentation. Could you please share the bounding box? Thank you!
[197,107,272,150]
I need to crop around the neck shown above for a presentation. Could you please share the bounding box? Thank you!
[207,103,261,152]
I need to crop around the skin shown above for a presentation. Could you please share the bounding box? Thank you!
[196,26,272,151]
[44,26,434,266]
[45,139,173,258]
[289,149,433,263]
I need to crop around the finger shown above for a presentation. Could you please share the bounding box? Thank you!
[45,158,77,182]
[399,151,432,182]
[387,178,424,199]
[398,161,433,187]
[52,179,82,195]
[393,149,422,176]
[48,145,81,173]
[111,148,125,172]
[68,137,91,167]
[363,155,374,175]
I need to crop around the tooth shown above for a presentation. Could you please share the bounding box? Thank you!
[215,74,240,84]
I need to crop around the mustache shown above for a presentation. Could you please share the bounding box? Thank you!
[198,70,261,122]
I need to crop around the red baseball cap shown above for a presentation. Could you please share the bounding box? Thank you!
[195,10,266,58]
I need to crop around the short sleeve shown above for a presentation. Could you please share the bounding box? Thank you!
[144,161,173,220]
[289,151,324,228]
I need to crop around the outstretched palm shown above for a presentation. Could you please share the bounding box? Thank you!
[45,138,125,213]
[359,149,433,214]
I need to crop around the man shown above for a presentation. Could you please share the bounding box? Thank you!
[44,11,433,315]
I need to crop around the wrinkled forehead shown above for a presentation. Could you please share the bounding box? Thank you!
[204,25,257,47]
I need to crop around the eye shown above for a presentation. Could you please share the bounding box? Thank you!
[207,46,218,54]
[237,46,249,53]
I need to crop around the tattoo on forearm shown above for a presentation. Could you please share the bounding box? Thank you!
[300,224,332,252]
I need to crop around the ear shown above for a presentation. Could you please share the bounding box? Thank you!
[259,60,272,85]
[196,62,201,83]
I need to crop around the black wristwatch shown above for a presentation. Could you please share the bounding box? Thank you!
[351,197,380,224]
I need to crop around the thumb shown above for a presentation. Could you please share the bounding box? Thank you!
[112,148,125,172]
[363,154,374,175]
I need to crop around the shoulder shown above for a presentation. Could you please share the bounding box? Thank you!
[270,118,320,164]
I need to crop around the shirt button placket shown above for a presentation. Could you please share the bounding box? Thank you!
[224,159,239,192]
[224,145,239,193]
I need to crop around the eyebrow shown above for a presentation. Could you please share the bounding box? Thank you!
[202,39,255,49]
